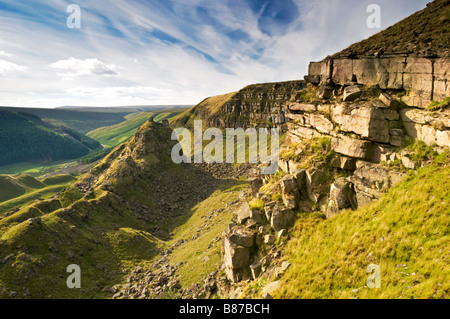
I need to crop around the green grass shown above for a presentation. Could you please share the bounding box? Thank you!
[0,160,79,177]
[87,110,184,148]
[0,184,69,215]
[427,97,450,111]
[273,155,450,299]
[167,181,249,288]
[0,174,77,215]
[41,174,76,186]
[249,198,265,211]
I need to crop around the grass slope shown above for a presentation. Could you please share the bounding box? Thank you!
[273,155,450,299]
[0,107,130,134]
[0,174,77,215]
[87,110,185,148]
[334,0,449,57]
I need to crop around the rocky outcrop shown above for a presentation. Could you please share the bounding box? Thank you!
[207,81,305,129]
[350,162,406,207]
[222,225,256,283]
[326,178,357,219]
[309,54,449,109]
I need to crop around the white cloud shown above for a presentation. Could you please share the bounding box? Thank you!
[0,58,27,75]
[49,58,119,79]
[0,0,431,108]
[0,50,13,58]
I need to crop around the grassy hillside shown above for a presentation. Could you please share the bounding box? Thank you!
[273,154,449,299]
[0,107,131,134]
[334,0,449,57]
[0,174,76,215]
[87,109,186,148]
[0,110,102,167]
[0,120,248,298]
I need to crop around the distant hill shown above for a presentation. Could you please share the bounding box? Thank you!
[57,105,194,113]
[0,110,102,166]
[87,108,188,148]
[0,107,131,134]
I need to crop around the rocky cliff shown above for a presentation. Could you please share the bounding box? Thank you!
[308,0,449,108]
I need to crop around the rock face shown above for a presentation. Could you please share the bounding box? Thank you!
[331,135,373,160]
[222,226,256,282]
[270,204,295,232]
[343,85,362,102]
[350,162,406,207]
[248,177,263,197]
[280,175,300,209]
[309,55,450,109]
[326,178,357,219]
[207,81,305,129]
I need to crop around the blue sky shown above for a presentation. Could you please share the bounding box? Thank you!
[0,0,429,107]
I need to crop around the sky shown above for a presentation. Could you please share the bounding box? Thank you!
[0,0,430,108]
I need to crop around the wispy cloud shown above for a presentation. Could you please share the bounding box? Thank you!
[0,0,430,107]
[50,58,119,79]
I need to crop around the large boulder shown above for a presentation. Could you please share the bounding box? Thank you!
[326,178,357,218]
[309,114,334,134]
[222,226,256,282]
[350,162,405,207]
[331,135,373,160]
[332,104,390,143]
[236,203,251,225]
[270,204,295,232]
[280,175,300,209]
[331,154,357,171]
[343,85,362,102]
[306,169,328,203]
[248,177,263,197]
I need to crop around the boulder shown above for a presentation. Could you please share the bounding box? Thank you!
[292,169,308,199]
[306,169,327,203]
[331,154,357,171]
[236,203,251,225]
[400,152,419,170]
[317,84,333,99]
[280,175,300,209]
[288,103,316,113]
[309,114,334,134]
[326,178,357,218]
[389,129,405,147]
[332,105,390,143]
[331,135,373,160]
[271,205,295,232]
[222,226,256,282]
[248,177,263,197]
[437,130,450,148]
[372,143,395,163]
[304,75,321,84]
[350,162,405,207]
[250,261,262,280]
[379,93,393,107]
[343,85,362,102]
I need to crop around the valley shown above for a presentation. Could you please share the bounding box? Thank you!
[0,0,448,301]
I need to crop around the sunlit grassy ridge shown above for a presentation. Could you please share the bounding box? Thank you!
[0,174,77,215]
[87,109,186,148]
[273,154,450,299]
